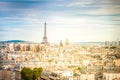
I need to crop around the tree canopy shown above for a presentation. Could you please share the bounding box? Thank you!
[21,67,43,80]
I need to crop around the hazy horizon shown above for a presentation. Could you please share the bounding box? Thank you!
[0,0,120,43]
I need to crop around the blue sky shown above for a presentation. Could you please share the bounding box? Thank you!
[0,0,120,42]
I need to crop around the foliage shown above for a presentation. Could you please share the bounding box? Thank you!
[110,46,116,49]
[21,67,43,80]
[21,67,33,80]
[77,66,82,72]
[37,67,43,79]
[33,68,39,80]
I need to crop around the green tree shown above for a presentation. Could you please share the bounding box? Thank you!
[33,68,39,80]
[21,67,43,80]
[37,67,43,80]
[21,67,33,80]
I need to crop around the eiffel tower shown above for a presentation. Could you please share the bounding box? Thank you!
[41,22,49,45]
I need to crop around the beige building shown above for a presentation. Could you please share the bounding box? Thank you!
[9,43,15,52]
[115,59,120,66]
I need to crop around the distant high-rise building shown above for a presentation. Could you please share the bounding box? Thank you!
[116,38,120,46]
[105,41,110,47]
[41,22,49,45]
[65,38,70,46]
[60,40,63,47]
[118,41,120,46]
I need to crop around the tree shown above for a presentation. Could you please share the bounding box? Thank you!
[21,67,33,80]
[33,68,39,80]
[21,67,43,80]
[37,67,43,80]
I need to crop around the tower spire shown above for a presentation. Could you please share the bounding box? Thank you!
[41,22,49,45]
[44,22,46,37]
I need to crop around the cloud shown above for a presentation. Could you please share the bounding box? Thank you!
[0,0,120,42]
[88,7,120,15]
[65,1,93,7]
[0,27,23,31]
[113,17,120,21]
[101,0,120,5]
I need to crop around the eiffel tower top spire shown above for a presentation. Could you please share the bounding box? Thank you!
[44,22,46,37]
[41,22,49,45]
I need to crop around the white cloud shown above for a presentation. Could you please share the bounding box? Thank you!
[0,0,120,42]
[101,0,120,4]
[88,7,120,15]
[45,16,119,42]
[66,1,93,7]
[0,27,24,32]
[114,17,120,21]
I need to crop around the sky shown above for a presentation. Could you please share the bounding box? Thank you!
[0,0,120,43]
